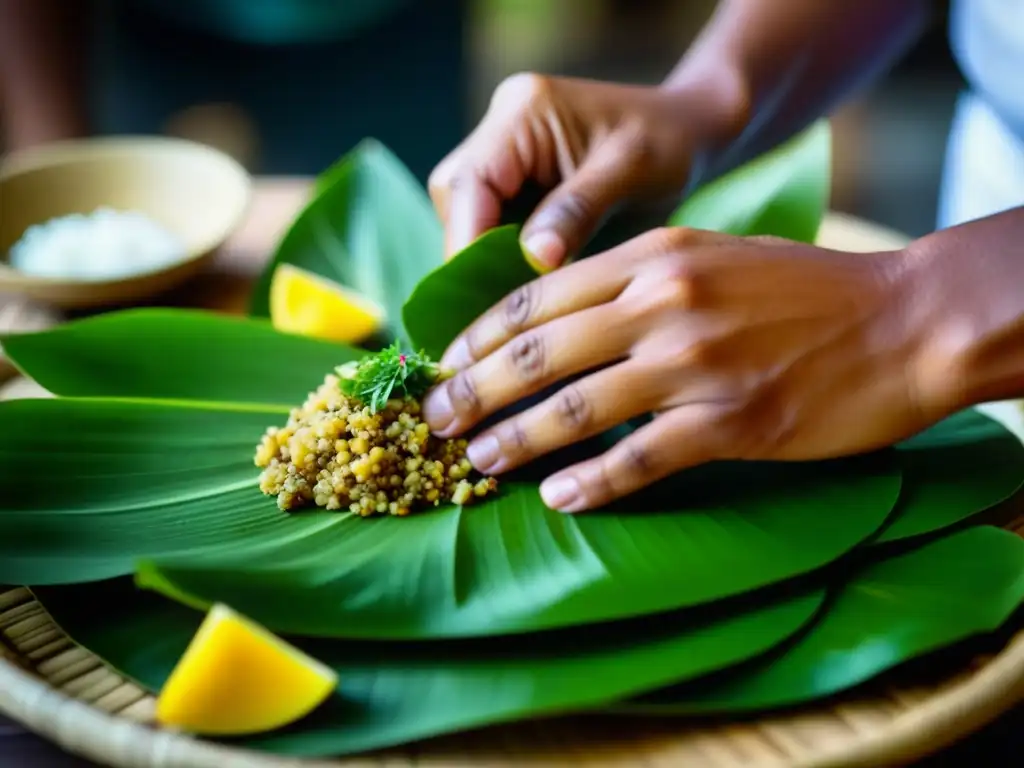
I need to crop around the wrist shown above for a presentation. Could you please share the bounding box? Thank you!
[896,215,1024,414]
[659,58,751,157]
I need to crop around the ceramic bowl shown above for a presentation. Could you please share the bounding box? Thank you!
[0,136,252,309]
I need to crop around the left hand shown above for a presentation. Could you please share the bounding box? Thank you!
[422,227,948,513]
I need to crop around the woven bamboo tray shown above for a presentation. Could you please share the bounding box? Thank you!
[1,213,1022,767]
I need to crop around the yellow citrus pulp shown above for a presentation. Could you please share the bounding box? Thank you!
[154,603,338,736]
[269,263,385,343]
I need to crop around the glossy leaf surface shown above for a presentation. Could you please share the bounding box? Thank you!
[0,393,899,639]
[402,225,537,359]
[669,121,831,243]
[0,309,360,407]
[880,409,1024,543]
[4,307,1021,639]
[623,525,1024,713]
[249,140,443,343]
[0,398,326,584]
[33,581,823,756]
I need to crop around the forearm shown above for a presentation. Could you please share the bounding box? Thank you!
[902,207,1024,412]
[663,0,931,181]
[0,0,90,150]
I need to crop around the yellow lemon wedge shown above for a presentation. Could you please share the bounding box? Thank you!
[269,263,384,343]
[154,603,337,736]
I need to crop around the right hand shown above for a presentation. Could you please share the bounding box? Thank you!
[428,74,730,269]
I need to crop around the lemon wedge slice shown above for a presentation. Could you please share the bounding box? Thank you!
[269,263,385,343]
[155,603,337,736]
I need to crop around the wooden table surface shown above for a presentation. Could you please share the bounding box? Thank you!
[1,179,1018,766]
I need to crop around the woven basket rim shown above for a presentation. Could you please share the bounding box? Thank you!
[2,584,1022,768]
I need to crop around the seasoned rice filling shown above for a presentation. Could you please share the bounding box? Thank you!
[255,371,496,516]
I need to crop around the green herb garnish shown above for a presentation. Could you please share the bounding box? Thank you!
[336,343,444,413]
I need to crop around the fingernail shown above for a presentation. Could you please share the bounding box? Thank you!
[422,385,454,432]
[467,435,501,472]
[521,230,565,270]
[441,337,473,371]
[541,475,583,512]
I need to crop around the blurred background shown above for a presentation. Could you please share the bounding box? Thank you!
[0,0,963,238]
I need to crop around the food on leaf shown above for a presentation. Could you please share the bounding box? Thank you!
[154,603,337,736]
[335,343,444,413]
[269,263,384,344]
[12,130,1024,758]
[254,344,496,515]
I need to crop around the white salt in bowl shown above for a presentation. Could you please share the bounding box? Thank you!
[0,136,251,309]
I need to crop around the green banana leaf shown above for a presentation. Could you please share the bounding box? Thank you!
[3,307,1021,638]
[7,305,1019,552]
[620,525,1024,714]
[2,303,1015,626]
[403,225,538,360]
[879,409,1024,544]
[0,387,899,638]
[0,118,1019,760]
[248,140,444,343]
[0,309,362,408]
[31,581,824,757]
[29,524,1022,757]
[401,130,830,359]
[401,227,1024,548]
[252,122,829,348]
[0,399,317,585]
[136,453,894,639]
[669,121,831,243]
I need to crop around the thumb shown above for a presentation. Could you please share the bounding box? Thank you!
[521,132,645,271]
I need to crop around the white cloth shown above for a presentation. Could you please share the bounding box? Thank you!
[939,0,1024,229]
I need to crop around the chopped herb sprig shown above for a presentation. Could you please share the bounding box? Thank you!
[336,343,445,413]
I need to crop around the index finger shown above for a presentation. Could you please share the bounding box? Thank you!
[439,251,635,371]
[438,226,691,371]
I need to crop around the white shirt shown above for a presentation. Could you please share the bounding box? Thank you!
[938,0,1024,229]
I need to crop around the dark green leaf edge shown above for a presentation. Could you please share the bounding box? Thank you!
[249,138,376,318]
[30,576,828,757]
[402,224,538,359]
[872,408,1024,546]
[0,307,366,405]
[613,525,1024,715]
[0,393,290,417]
[668,120,831,244]
[129,455,900,640]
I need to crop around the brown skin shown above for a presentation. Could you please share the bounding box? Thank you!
[422,211,1024,513]
[429,0,930,266]
[425,0,1024,512]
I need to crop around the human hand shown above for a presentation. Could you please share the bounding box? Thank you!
[422,227,948,513]
[428,74,740,269]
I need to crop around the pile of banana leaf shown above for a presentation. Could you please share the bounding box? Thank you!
[1,121,1023,759]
